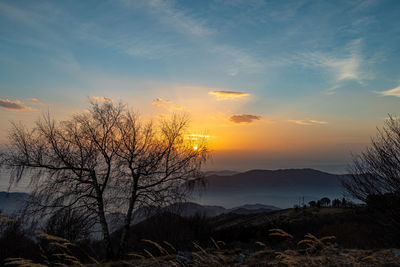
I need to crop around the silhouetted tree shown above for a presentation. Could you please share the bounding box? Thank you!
[44,207,92,242]
[114,111,208,256]
[341,197,347,208]
[341,115,400,245]
[0,214,39,263]
[332,198,341,208]
[342,115,400,202]
[0,101,208,259]
[308,201,317,208]
[320,197,331,207]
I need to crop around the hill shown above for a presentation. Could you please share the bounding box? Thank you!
[193,168,347,208]
[0,192,30,215]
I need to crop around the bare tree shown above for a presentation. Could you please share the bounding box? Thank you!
[114,111,208,256]
[44,207,92,242]
[319,197,331,207]
[342,115,400,202]
[0,101,208,259]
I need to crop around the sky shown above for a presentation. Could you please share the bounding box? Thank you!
[1,0,400,173]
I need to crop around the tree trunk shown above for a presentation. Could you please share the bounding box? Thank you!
[118,195,136,257]
[97,198,114,259]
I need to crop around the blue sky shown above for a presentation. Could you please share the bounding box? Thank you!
[1,0,400,173]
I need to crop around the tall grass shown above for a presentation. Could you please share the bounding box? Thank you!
[2,223,399,266]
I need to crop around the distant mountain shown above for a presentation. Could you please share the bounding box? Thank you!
[228,203,281,214]
[162,202,279,218]
[127,202,278,224]
[164,202,227,217]
[0,192,30,215]
[204,170,239,177]
[206,168,343,188]
[192,168,348,208]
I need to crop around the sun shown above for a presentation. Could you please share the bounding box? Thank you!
[193,146,198,151]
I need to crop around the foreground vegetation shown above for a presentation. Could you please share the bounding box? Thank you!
[3,225,400,266]
[2,204,400,266]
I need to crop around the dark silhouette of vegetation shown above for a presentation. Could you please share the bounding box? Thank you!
[0,214,40,264]
[340,115,400,246]
[0,101,208,259]
[342,115,400,202]
[43,207,92,242]
[320,197,331,207]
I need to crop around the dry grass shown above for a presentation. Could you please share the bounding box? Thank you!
[4,230,99,267]
[3,226,400,266]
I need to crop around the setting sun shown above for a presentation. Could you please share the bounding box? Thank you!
[193,146,198,151]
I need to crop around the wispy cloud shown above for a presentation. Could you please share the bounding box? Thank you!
[173,105,183,110]
[211,45,266,76]
[322,85,340,95]
[155,97,171,103]
[152,97,182,110]
[300,52,362,82]
[229,114,261,124]
[209,90,249,100]
[296,39,370,84]
[0,99,33,111]
[152,97,170,109]
[185,134,211,141]
[288,119,327,126]
[145,0,214,37]
[91,96,113,102]
[376,85,400,97]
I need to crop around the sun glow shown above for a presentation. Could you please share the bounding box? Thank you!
[193,146,198,151]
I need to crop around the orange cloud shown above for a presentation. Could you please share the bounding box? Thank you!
[155,97,171,103]
[91,96,113,102]
[209,90,249,100]
[288,119,327,125]
[152,101,166,108]
[185,134,211,140]
[0,99,32,111]
[229,114,261,124]
[152,97,183,110]
[173,105,183,110]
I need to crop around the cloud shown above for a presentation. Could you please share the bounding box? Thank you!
[173,105,183,110]
[152,97,183,110]
[91,96,113,102]
[185,134,211,141]
[155,97,171,103]
[300,51,362,82]
[229,114,261,124]
[322,85,339,95]
[0,99,32,111]
[26,97,46,106]
[288,119,327,126]
[152,97,171,109]
[211,45,266,76]
[145,0,214,37]
[376,85,400,97]
[152,101,165,108]
[296,39,370,84]
[209,90,249,100]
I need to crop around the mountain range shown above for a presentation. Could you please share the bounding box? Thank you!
[192,168,347,208]
[0,191,30,215]
[0,168,348,216]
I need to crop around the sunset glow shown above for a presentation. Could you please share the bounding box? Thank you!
[1,0,400,173]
